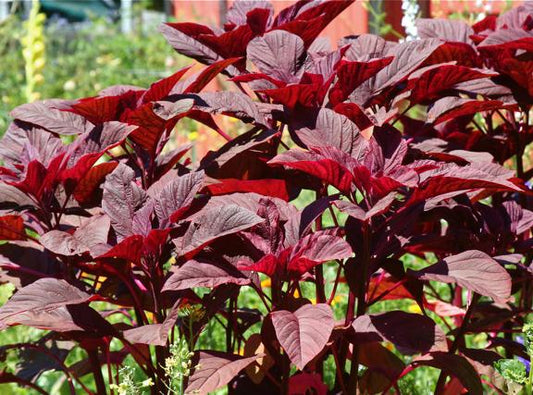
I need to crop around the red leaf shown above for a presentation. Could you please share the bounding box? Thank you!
[288,373,327,395]
[204,178,289,201]
[141,66,191,103]
[184,58,242,93]
[329,57,393,105]
[0,215,25,241]
[409,65,495,104]
[269,149,355,194]
[262,83,322,109]
[73,162,118,205]
[70,91,139,124]
[274,0,354,48]
[97,235,144,265]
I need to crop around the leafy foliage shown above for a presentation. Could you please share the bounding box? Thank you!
[0,1,532,394]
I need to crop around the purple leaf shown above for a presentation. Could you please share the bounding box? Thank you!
[410,250,512,303]
[10,100,92,136]
[416,18,474,44]
[123,301,181,346]
[373,39,443,92]
[270,303,334,370]
[247,30,305,83]
[102,164,149,241]
[162,260,250,292]
[352,311,448,354]
[193,91,268,127]
[148,171,204,226]
[174,204,263,258]
[40,216,110,256]
[185,351,262,394]
[158,23,221,65]
[152,98,194,121]
[295,108,367,159]
[67,122,136,166]
[0,278,96,331]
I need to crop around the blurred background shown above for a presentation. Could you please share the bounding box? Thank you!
[0,0,520,136]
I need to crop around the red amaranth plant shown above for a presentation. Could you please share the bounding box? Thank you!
[0,1,532,394]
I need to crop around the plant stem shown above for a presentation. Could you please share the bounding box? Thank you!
[88,349,107,395]
[434,293,480,393]
[348,222,371,394]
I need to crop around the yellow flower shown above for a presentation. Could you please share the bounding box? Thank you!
[407,303,423,314]
[260,278,271,288]
[188,131,199,141]
[331,294,344,306]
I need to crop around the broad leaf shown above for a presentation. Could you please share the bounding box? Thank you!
[410,250,512,303]
[162,260,250,292]
[149,171,204,226]
[412,352,483,395]
[352,311,447,354]
[10,100,92,135]
[102,164,149,240]
[0,278,98,331]
[247,30,305,83]
[174,204,263,258]
[185,351,261,394]
[40,216,110,256]
[0,215,26,241]
[270,303,334,370]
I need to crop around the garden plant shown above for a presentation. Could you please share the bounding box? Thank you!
[0,1,532,394]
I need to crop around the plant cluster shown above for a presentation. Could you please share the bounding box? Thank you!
[0,1,532,394]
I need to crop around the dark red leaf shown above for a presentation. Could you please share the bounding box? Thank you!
[329,57,393,105]
[204,178,289,201]
[288,373,327,395]
[73,162,118,205]
[70,91,139,124]
[412,352,483,395]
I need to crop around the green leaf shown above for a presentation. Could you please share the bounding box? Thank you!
[523,323,533,356]
[494,359,527,384]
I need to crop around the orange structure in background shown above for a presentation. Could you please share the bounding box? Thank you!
[172,0,522,44]
[172,1,367,48]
